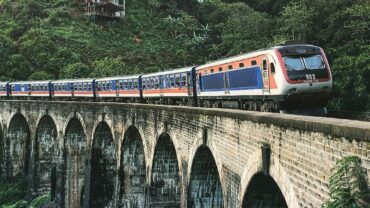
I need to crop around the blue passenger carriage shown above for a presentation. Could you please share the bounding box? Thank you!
[95,75,141,99]
[141,67,194,105]
[0,82,10,97]
[9,81,52,98]
[52,79,95,98]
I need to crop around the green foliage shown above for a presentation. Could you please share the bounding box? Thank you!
[0,0,368,111]
[0,176,27,206]
[279,1,314,41]
[323,156,370,208]
[29,71,54,80]
[60,62,90,79]
[90,57,128,77]
[0,200,28,208]
[29,194,51,208]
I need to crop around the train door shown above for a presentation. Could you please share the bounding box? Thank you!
[187,72,192,96]
[159,76,164,97]
[113,80,118,97]
[262,58,270,94]
[224,70,230,94]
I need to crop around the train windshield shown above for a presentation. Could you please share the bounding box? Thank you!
[283,55,325,71]
[283,55,328,80]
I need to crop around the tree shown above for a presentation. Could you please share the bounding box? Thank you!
[90,57,128,78]
[28,71,54,80]
[279,1,314,41]
[323,156,370,208]
[220,2,272,55]
[59,62,90,79]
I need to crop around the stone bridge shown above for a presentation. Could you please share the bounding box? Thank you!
[0,100,369,208]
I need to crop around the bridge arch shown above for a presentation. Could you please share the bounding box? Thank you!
[0,120,4,176]
[188,144,224,208]
[34,115,58,198]
[89,121,116,208]
[150,132,181,207]
[62,114,88,208]
[119,125,147,207]
[6,113,31,178]
[240,150,299,208]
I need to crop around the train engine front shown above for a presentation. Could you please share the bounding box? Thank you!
[275,44,333,114]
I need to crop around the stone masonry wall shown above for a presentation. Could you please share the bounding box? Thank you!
[0,100,369,208]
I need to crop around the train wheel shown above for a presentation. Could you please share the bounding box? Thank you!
[203,100,211,108]
[261,101,275,112]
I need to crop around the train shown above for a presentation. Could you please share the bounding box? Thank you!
[0,43,333,115]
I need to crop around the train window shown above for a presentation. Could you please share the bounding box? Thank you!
[129,80,132,89]
[239,63,244,68]
[169,75,173,88]
[154,78,158,89]
[219,67,223,72]
[134,80,138,89]
[263,60,267,71]
[167,75,171,88]
[251,60,257,65]
[79,83,83,91]
[74,84,78,91]
[210,69,214,73]
[175,74,180,87]
[12,85,15,91]
[228,65,233,70]
[270,63,275,74]
[182,73,187,87]
[142,80,146,90]
[123,80,126,90]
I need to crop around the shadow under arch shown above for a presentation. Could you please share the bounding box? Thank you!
[188,145,223,208]
[150,132,181,207]
[119,125,146,207]
[89,121,116,208]
[61,117,87,208]
[6,113,31,178]
[242,172,288,208]
[34,115,58,198]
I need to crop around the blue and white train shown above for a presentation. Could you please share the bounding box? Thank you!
[0,44,334,114]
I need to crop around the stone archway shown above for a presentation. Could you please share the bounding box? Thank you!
[34,115,58,197]
[89,121,116,208]
[150,133,180,207]
[242,172,287,208]
[6,113,30,178]
[188,146,223,208]
[62,117,86,208]
[0,123,3,176]
[120,126,146,207]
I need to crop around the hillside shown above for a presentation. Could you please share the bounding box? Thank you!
[0,0,369,111]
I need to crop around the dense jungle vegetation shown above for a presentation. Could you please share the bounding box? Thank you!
[0,0,369,111]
